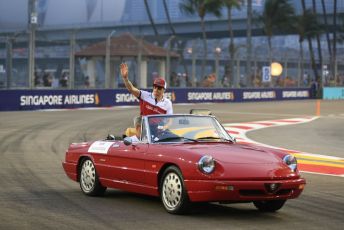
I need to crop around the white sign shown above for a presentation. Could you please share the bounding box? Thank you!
[88,141,113,154]
[31,13,38,24]
[282,91,309,98]
[262,66,271,82]
[243,91,276,100]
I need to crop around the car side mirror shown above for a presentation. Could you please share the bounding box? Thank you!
[106,134,115,140]
[123,137,132,146]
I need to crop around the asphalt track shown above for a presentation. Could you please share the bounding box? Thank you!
[0,100,343,230]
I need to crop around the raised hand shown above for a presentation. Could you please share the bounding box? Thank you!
[120,63,128,79]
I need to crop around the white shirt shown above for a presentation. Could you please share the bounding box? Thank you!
[138,90,173,115]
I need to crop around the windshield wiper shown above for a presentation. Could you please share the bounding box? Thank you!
[154,136,198,143]
[196,136,221,140]
[196,136,232,142]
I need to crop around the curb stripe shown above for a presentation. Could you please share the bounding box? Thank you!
[223,116,344,177]
[299,164,344,175]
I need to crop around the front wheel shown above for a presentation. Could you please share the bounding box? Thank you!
[253,200,286,212]
[79,158,106,196]
[160,166,190,214]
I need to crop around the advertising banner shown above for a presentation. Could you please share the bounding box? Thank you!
[0,88,311,111]
[323,87,344,100]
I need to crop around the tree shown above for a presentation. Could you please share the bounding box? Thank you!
[301,0,319,84]
[179,0,223,79]
[338,13,344,43]
[293,9,322,86]
[332,0,338,84]
[144,0,158,36]
[162,0,189,85]
[220,0,243,87]
[260,0,295,63]
[312,0,323,78]
[337,13,344,85]
[163,0,176,35]
[246,0,252,87]
[321,0,332,58]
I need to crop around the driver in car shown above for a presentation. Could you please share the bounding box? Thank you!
[120,63,173,140]
[120,63,173,116]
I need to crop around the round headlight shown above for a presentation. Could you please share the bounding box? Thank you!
[283,155,297,172]
[198,155,215,174]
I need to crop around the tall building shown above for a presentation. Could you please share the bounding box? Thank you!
[121,0,150,23]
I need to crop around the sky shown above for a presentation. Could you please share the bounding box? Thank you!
[0,0,126,30]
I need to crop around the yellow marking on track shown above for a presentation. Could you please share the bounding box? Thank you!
[297,160,344,168]
[171,127,202,136]
[293,153,344,168]
[193,130,216,139]
[171,127,214,139]
[293,153,344,165]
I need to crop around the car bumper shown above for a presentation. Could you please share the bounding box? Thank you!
[184,178,306,202]
[62,161,78,181]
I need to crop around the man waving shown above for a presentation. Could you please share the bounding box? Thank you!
[120,63,173,115]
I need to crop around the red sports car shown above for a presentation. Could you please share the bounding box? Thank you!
[62,114,306,214]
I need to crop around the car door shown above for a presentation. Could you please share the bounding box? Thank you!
[106,141,148,185]
[105,119,150,185]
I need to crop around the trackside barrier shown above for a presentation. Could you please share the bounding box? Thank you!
[323,87,344,100]
[0,88,312,111]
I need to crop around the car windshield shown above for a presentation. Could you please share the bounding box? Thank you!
[147,115,233,143]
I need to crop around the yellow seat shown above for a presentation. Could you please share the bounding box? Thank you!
[125,127,137,137]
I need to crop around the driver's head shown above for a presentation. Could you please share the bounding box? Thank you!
[153,78,166,98]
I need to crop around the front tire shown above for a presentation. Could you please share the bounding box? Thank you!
[160,166,190,214]
[79,158,106,196]
[253,200,286,212]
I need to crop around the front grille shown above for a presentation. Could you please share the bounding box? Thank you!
[276,189,292,195]
[239,189,293,196]
[239,190,265,196]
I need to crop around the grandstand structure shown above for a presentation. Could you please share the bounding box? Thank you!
[0,0,343,89]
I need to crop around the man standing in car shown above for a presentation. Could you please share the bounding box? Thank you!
[120,63,173,115]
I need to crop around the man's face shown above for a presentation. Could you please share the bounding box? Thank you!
[153,85,165,98]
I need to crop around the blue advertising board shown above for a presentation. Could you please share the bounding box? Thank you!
[0,88,311,111]
[323,87,344,100]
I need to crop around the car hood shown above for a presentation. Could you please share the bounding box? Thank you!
[160,143,296,180]
[174,143,281,164]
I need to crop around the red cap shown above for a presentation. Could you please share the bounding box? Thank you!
[153,78,166,89]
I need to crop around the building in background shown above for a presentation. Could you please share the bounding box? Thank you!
[0,0,343,89]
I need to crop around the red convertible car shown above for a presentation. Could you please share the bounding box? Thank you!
[62,114,306,214]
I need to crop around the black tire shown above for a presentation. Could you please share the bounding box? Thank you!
[253,200,286,212]
[79,158,106,196]
[160,166,190,214]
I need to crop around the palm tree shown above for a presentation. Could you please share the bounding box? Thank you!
[312,0,323,77]
[333,0,338,84]
[221,0,243,87]
[246,0,252,87]
[162,0,190,85]
[301,0,319,84]
[179,0,223,79]
[260,0,295,63]
[338,13,344,43]
[293,9,322,86]
[163,0,176,35]
[321,0,332,58]
[144,0,159,36]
